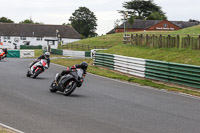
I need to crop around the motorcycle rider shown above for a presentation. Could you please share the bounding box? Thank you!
[56,61,88,82]
[30,52,51,73]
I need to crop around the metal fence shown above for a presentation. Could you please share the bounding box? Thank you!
[93,52,200,89]
[60,44,113,50]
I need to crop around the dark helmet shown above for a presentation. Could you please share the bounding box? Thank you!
[80,61,88,70]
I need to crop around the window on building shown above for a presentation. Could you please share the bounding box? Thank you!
[21,37,26,40]
[4,36,10,40]
[36,37,43,41]
[163,24,168,28]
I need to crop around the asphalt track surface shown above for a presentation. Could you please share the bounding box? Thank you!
[1,58,200,133]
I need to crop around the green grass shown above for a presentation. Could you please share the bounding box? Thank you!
[100,44,200,65]
[59,33,124,50]
[59,25,200,66]
[60,25,200,49]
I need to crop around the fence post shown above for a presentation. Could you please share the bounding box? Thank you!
[167,35,170,48]
[199,35,200,50]
[146,34,149,46]
[187,35,190,48]
[177,35,180,49]
[152,34,155,47]
[136,34,138,45]
[159,35,162,48]
[131,34,133,44]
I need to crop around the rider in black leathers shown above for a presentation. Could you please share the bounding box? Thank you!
[56,62,88,81]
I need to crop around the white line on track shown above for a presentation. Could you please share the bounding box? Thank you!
[0,123,25,133]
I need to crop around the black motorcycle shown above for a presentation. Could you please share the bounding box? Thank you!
[49,67,86,96]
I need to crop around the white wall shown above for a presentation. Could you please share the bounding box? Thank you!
[0,36,80,49]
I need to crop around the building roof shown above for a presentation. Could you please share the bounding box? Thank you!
[117,19,199,30]
[170,21,199,28]
[0,23,81,39]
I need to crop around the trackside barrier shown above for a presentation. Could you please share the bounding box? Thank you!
[7,50,20,58]
[93,52,200,89]
[43,49,91,57]
[94,53,146,77]
[63,50,90,57]
[145,60,200,89]
[20,50,35,58]
[51,49,63,55]
[7,50,35,58]
[114,55,146,77]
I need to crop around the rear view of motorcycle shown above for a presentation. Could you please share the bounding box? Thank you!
[26,59,48,78]
[49,67,86,96]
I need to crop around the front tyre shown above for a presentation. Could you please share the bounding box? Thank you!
[26,70,31,77]
[49,81,57,93]
[33,69,42,78]
[63,80,77,96]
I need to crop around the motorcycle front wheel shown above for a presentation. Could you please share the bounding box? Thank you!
[49,81,57,93]
[26,70,31,77]
[63,80,77,96]
[33,69,42,78]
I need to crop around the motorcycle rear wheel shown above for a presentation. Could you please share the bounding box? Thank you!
[63,80,77,96]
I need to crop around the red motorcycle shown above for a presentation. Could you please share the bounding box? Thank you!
[0,48,7,61]
[26,59,48,78]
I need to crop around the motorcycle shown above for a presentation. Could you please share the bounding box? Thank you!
[26,59,48,78]
[49,67,86,96]
[0,48,7,61]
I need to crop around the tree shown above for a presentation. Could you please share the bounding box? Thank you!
[122,0,167,20]
[69,7,98,38]
[146,11,167,20]
[189,19,199,22]
[0,17,14,23]
[19,19,34,24]
[19,18,43,24]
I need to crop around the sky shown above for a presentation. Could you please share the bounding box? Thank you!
[0,0,199,35]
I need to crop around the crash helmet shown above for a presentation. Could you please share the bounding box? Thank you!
[44,52,50,59]
[80,61,88,70]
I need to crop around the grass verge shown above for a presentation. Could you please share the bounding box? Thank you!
[51,58,200,97]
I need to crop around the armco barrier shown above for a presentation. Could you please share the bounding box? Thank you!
[43,49,90,57]
[63,50,85,57]
[94,53,114,69]
[7,50,34,58]
[94,53,146,77]
[145,60,200,88]
[20,50,35,58]
[114,55,146,77]
[51,49,63,55]
[7,50,20,58]
[93,52,200,89]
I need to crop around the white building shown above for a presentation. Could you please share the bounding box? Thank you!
[0,23,81,49]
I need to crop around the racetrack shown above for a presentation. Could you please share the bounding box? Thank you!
[1,58,200,133]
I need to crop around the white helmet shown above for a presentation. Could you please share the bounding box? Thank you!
[44,52,50,59]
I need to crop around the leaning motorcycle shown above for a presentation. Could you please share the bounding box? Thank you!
[26,59,48,78]
[49,67,86,96]
[0,48,7,61]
